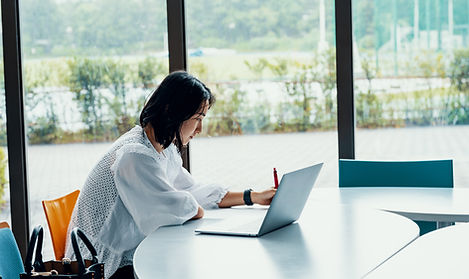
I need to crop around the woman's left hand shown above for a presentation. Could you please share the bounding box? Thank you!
[251,188,277,205]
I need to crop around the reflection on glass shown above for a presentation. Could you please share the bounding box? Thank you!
[187,0,338,190]
[19,0,169,258]
[353,0,469,186]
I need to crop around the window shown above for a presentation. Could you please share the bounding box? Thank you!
[186,0,338,189]
[19,0,168,258]
[352,0,469,186]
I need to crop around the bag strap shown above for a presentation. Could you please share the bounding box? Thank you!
[24,225,45,274]
[71,228,99,275]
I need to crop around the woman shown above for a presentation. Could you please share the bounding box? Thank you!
[65,71,276,279]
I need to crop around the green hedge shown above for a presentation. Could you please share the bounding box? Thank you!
[0,49,468,144]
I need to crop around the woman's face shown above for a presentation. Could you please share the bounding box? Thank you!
[180,100,209,145]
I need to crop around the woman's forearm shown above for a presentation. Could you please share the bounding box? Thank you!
[217,191,244,208]
[218,190,275,208]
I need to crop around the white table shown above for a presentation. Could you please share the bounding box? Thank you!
[134,202,418,279]
[367,222,469,278]
[311,188,469,224]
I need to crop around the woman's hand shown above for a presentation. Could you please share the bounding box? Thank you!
[191,206,204,220]
[251,188,277,205]
[217,188,277,208]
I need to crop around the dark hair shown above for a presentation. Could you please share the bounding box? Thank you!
[139,71,215,150]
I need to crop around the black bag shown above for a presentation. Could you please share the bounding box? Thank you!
[20,225,104,279]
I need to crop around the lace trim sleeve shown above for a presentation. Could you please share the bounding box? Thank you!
[192,184,229,209]
[170,145,229,209]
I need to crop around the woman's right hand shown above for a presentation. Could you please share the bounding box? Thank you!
[191,206,204,220]
[252,188,277,205]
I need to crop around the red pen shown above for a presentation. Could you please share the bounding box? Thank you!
[273,168,279,189]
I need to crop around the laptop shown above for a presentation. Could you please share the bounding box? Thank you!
[195,163,323,237]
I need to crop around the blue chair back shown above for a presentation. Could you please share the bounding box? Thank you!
[339,159,453,188]
[0,227,24,279]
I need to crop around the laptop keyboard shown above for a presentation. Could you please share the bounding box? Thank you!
[224,218,262,233]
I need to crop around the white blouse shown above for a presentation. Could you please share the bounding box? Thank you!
[65,126,228,278]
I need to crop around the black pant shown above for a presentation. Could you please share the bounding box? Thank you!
[110,265,135,279]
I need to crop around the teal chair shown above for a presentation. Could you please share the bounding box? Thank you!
[338,159,454,235]
[0,223,25,279]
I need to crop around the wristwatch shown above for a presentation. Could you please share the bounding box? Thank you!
[243,189,254,206]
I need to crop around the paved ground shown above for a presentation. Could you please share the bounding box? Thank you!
[191,125,469,190]
[1,125,468,258]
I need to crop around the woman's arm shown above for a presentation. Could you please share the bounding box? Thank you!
[217,188,276,208]
[113,150,200,235]
[191,206,204,219]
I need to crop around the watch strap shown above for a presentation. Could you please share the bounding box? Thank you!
[243,189,254,206]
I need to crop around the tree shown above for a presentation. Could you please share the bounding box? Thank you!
[137,57,166,89]
[450,49,469,92]
[20,0,62,56]
[204,83,246,135]
[67,57,108,136]
[356,53,384,128]
[104,59,134,135]
[311,48,337,128]
[284,62,318,131]
[266,58,289,78]
[244,58,268,79]
[416,51,445,90]
[24,64,59,143]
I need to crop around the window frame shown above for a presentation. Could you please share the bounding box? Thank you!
[1,0,30,258]
[1,0,355,258]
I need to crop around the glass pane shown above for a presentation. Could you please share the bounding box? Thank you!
[353,0,469,186]
[19,0,168,258]
[0,5,12,226]
[187,0,338,190]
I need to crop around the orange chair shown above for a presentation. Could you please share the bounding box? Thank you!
[42,189,80,260]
